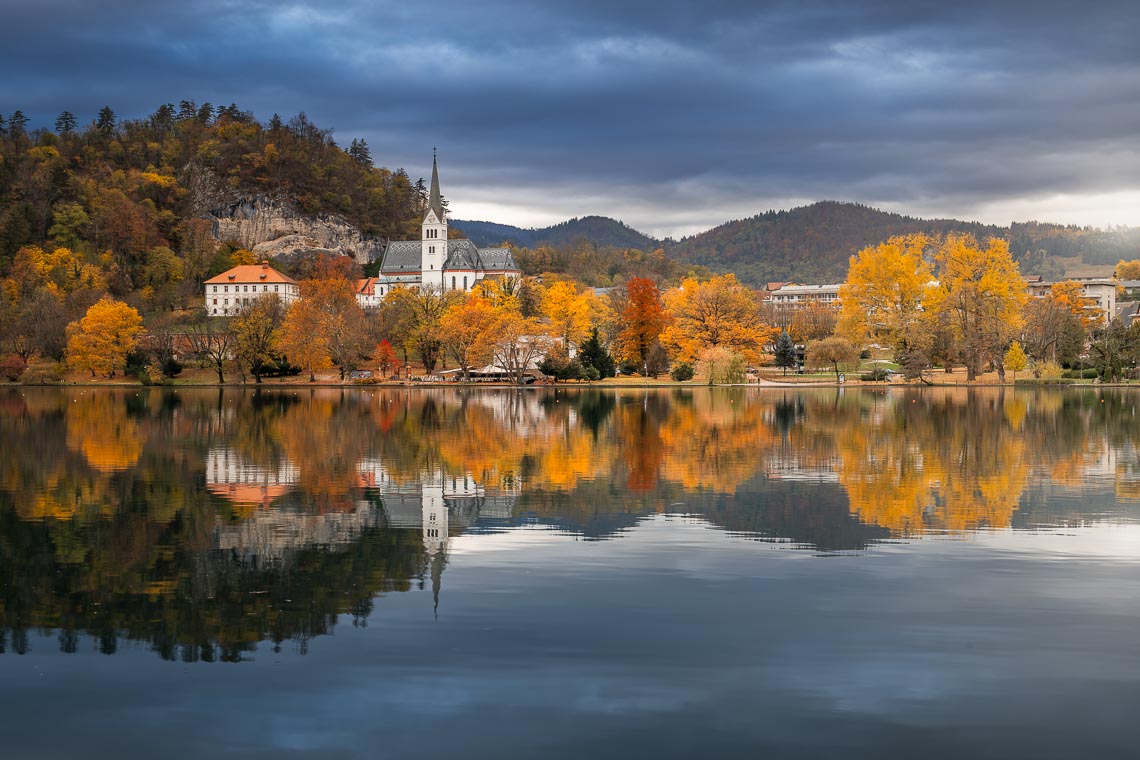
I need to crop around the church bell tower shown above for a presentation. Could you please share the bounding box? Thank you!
[421,148,447,291]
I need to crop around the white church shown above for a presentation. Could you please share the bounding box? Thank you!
[376,151,521,295]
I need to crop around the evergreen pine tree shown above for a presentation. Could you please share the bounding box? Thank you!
[8,110,28,137]
[774,330,797,375]
[578,327,616,378]
[54,111,77,136]
[95,106,116,136]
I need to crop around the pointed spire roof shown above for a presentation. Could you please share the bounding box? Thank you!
[428,146,444,221]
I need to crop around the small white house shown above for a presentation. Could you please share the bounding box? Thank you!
[204,262,300,316]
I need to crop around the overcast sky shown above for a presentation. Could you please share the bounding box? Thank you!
[4,0,1139,237]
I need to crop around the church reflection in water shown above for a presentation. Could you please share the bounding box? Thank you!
[3,385,1140,660]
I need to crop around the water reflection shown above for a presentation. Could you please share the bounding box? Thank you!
[2,386,1140,659]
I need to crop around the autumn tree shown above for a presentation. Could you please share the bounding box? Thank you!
[1004,341,1027,380]
[789,300,838,343]
[312,278,369,378]
[439,294,501,381]
[1116,260,1140,280]
[280,298,332,381]
[186,319,234,383]
[925,235,1027,381]
[1020,293,1085,366]
[385,286,459,374]
[1049,280,1101,329]
[660,274,772,365]
[805,337,859,382]
[490,312,553,384]
[232,295,285,383]
[542,280,592,349]
[66,297,144,378]
[613,277,667,371]
[1089,321,1136,383]
[838,234,933,350]
[375,339,397,377]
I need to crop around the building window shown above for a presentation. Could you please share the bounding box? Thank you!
[212,285,217,293]
[263,285,268,292]
[224,286,228,293]
[463,276,468,290]
[452,276,456,290]
[274,285,279,292]
[212,298,217,305]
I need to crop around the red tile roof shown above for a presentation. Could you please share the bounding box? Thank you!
[204,263,297,285]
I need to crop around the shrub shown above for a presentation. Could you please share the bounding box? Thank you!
[20,360,64,384]
[860,367,891,382]
[670,362,695,382]
[859,349,872,359]
[1061,367,1098,379]
[0,355,28,382]
[161,358,183,378]
[618,359,641,376]
[1039,361,1064,380]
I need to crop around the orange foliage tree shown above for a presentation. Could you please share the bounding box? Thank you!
[65,297,144,377]
[660,273,773,364]
[613,277,667,369]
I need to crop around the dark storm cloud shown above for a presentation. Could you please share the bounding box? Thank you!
[4,0,1140,233]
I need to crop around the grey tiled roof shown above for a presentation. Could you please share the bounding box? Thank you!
[476,247,517,271]
[379,241,422,272]
[380,239,519,274]
[443,239,481,269]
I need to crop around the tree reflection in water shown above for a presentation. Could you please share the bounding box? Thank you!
[2,386,1139,659]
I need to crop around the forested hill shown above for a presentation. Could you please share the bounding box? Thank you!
[664,202,1005,285]
[0,102,427,295]
[453,215,658,250]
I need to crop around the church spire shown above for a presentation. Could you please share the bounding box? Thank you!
[429,147,444,221]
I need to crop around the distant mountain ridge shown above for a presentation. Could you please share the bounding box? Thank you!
[452,215,658,250]
[457,202,1140,286]
[665,201,1008,284]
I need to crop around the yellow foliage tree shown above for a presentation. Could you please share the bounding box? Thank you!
[660,273,773,364]
[542,280,592,348]
[1004,340,1027,380]
[66,297,144,378]
[1115,260,1140,280]
[280,298,332,381]
[924,235,1027,381]
[838,234,933,349]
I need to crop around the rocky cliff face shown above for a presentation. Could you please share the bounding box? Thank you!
[187,166,385,264]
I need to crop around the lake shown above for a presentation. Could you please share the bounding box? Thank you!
[2,386,1140,758]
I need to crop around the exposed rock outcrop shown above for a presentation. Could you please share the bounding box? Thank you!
[186,165,385,264]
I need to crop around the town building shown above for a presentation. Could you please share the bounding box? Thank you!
[1026,278,1117,325]
[766,282,843,306]
[355,277,382,309]
[204,261,300,316]
[376,151,521,295]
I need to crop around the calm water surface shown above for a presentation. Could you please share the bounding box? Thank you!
[2,386,1140,758]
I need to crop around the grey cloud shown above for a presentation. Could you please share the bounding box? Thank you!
[3,0,1139,233]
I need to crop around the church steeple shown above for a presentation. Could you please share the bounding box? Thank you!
[428,146,444,221]
[421,148,447,290]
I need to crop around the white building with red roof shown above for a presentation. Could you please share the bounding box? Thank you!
[203,261,300,316]
[355,277,382,309]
